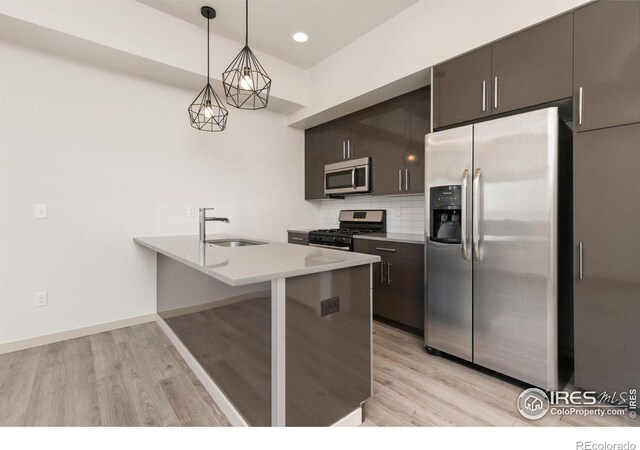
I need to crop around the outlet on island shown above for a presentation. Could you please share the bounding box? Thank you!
[320,296,340,317]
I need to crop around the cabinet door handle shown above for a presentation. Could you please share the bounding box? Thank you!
[348,139,352,159]
[398,169,403,191]
[387,262,392,285]
[579,242,584,280]
[292,237,304,241]
[342,141,346,159]
[578,87,584,126]
[405,168,410,191]
[380,261,386,284]
[493,76,499,110]
[375,247,397,252]
[482,80,487,112]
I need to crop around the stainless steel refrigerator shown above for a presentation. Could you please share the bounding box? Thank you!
[425,107,572,390]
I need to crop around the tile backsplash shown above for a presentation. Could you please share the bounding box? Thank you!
[320,195,425,235]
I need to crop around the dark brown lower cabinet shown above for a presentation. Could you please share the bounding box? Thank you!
[384,256,424,330]
[354,239,424,332]
[573,124,640,393]
[287,231,309,245]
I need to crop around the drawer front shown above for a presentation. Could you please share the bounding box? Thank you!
[353,238,423,261]
[288,232,309,245]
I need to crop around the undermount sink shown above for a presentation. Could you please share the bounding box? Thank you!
[205,239,266,247]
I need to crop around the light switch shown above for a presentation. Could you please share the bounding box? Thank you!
[34,204,47,219]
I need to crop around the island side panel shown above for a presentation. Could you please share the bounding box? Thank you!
[285,264,372,426]
[156,254,272,426]
[271,278,286,427]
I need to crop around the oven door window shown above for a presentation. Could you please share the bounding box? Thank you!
[325,169,354,190]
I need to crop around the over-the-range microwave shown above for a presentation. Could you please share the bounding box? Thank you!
[324,157,371,196]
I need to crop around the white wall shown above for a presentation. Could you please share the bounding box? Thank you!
[0,40,319,345]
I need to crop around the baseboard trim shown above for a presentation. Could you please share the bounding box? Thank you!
[155,315,249,427]
[0,313,156,355]
[332,407,364,427]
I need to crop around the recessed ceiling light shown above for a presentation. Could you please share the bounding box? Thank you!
[292,32,308,43]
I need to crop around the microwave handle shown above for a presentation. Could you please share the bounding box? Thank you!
[351,168,356,189]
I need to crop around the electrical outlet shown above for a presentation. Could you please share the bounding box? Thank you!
[34,204,47,219]
[393,207,401,218]
[320,297,340,317]
[186,207,195,217]
[33,291,48,307]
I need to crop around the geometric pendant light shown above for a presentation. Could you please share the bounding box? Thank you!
[188,6,229,132]
[222,0,271,110]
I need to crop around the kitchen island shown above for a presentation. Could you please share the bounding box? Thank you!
[134,234,379,427]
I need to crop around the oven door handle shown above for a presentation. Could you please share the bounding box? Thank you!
[309,243,351,251]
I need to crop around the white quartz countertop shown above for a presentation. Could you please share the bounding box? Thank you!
[353,232,425,245]
[134,234,380,286]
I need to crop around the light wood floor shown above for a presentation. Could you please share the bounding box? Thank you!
[0,322,230,426]
[0,320,636,426]
[365,322,636,427]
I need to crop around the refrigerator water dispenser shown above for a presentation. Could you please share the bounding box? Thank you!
[430,185,462,244]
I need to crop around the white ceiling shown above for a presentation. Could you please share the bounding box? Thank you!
[137,0,418,69]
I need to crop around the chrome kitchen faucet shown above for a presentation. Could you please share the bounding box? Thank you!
[199,208,230,243]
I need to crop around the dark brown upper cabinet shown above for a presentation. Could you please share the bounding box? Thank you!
[304,123,330,200]
[574,0,640,132]
[369,95,407,196]
[304,88,429,199]
[404,87,430,194]
[433,12,573,129]
[492,13,573,114]
[369,87,430,196]
[433,46,492,129]
[326,109,372,163]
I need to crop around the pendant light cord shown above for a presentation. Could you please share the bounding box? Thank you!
[245,0,248,46]
[207,17,210,83]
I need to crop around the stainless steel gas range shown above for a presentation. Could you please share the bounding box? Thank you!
[309,210,386,252]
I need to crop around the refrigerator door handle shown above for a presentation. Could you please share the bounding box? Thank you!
[461,169,470,261]
[472,168,482,261]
